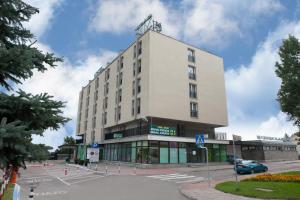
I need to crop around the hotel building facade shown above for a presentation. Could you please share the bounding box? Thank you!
[76,30,229,164]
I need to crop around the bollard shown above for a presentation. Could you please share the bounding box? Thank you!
[134,164,137,175]
[29,188,34,199]
[105,166,108,174]
[118,163,120,175]
[64,167,67,176]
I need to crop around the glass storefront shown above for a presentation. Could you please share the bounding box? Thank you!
[103,141,227,164]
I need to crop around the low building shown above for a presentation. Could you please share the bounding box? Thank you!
[241,140,298,161]
[290,133,300,159]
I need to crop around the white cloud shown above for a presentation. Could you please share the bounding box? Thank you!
[219,112,298,141]
[183,0,240,47]
[249,0,284,15]
[19,44,117,149]
[23,0,63,38]
[90,0,179,37]
[217,20,300,140]
[89,0,284,47]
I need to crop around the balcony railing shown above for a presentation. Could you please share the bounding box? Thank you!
[190,110,198,117]
[189,73,196,80]
[188,55,195,62]
[189,91,197,98]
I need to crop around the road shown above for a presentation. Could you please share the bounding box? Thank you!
[18,160,300,200]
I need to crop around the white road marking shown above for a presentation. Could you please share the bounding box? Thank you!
[34,190,67,196]
[64,175,99,181]
[175,177,206,183]
[56,176,71,186]
[147,174,188,178]
[159,176,195,180]
[70,176,105,185]
[147,173,204,183]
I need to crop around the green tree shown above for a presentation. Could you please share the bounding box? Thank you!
[0,0,61,91]
[64,136,76,145]
[0,0,69,169]
[275,35,300,128]
[28,144,53,162]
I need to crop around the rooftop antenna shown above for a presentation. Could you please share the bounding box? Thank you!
[135,14,162,36]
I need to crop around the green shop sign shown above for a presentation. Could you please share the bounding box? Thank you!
[149,125,176,136]
[113,133,123,139]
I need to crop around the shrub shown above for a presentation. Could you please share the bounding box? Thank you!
[243,173,300,183]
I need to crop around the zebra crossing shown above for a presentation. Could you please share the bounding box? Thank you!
[45,165,108,185]
[146,173,206,184]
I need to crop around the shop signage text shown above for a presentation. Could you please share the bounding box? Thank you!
[150,125,176,136]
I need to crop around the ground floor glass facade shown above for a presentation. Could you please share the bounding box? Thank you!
[103,141,227,164]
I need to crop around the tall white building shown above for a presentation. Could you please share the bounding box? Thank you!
[76,29,229,164]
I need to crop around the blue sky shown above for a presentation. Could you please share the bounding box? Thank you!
[20,0,299,149]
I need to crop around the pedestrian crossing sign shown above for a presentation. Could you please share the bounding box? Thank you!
[196,134,205,148]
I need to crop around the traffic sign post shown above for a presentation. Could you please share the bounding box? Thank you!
[232,134,241,191]
[196,134,210,187]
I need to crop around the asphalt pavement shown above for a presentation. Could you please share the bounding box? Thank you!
[17,160,300,200]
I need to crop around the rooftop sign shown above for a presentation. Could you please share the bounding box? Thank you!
[257,135,284,141]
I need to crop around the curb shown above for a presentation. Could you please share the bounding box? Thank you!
[178,186,198,200]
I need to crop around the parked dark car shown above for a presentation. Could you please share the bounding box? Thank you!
[227,155,243,164]
[234,160,268,174]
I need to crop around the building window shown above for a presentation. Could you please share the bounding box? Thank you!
[94,90,98,101]
[118,106,121,120]
[242,146,248,151]
[104,82,109,95]
[95,77,99,88]
[132,100,135,116]
[105,68,110,81]
[119,72,123,85]
[188,48,195,62]
[190,102,198,117]
[188,65,196,80]
[133,62,136,76]
[137,98,141,114]
[86,96,89,107]
[138,41,142,55]
[137,78,141,93]
[103,112,107,125]
[114,107,117,122]
[249,146,256,150]
[85,108,88,119]
[92,116,96,128]
[88,85,90,95]
[103,97,108,109]
[93,103,97,115]
[115,91,118,104]
[138,59,141,74]
[189,83,197,98]
[119,89,122,102]
[132,81,135,96]
[116,75,119,87]
[84,120,87,131]
[91,130,95,143]
[133,45,136,58]
[120,56,124,69]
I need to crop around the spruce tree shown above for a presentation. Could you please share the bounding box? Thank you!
[0,0,69,169]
